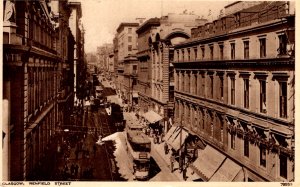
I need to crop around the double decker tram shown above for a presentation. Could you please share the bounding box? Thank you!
[125,122,151,180]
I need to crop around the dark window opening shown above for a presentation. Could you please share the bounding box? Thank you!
[210,46,214,60]
[220,76,224,99]
[231,43,235,60]
[260,146,267,167]
[279,82,287,118]
[219,45,224,60]
[231,134,235,149]
[244,138,249,157]
[244,41,249,59]
[279,153,288,179]
[231,77,235,105]
[278,34,287,55]
[260,80,267,113]
[259,38,266,58]
[244,79,249,108]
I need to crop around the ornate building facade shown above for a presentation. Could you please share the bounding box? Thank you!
[136,14,207,129]
[2,0,78,180]
[114,22,139,105]
[173,1,295,182]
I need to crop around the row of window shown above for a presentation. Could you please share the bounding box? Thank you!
[230,133,288,179]
[175,102,224,143]
[29,16,55,50]
[27,67,58,118]
[152,65,163,81]
[152,84,162,102]
[176,33,288,62]
[26,106,58,178]
[175,99,288,179]
[175,71,288,118]
[152,48,164,64]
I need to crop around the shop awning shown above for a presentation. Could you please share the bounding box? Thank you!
[163,125,179,142]
[190,145,226,181]
[165,126,193,151]
[169,129,189,151]
[142,110,163,124]
[186,138,206,150]
[209,158,242,181]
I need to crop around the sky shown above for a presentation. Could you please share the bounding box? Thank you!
[77,0,231,53]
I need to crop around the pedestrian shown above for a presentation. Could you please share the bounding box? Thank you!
[64,164,69,175]
[70,163,75,175]
[157,133,160,144]
[74,164,79,177]
[93,144,97,157]
[183,166,187,181]
[154,134,157,144]
[164,142,168,155]
[160,132,164,143]
[170,154,175,172]
[179,157,184,173]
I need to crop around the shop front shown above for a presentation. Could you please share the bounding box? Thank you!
[190,144,244,181]
[142,110,164,143]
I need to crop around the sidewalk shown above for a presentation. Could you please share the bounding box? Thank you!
[149,137,200,181]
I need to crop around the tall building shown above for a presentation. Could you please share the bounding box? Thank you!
[114,22,139,105]
[86,53,98,74]
[51,0,76,133]
[113,34,119,79]
[97,43,113,71]
[172,1,295,182]
[2,0,76,180]
[136,13,207,131]
[108,52,114,74]
[68,1,85,104]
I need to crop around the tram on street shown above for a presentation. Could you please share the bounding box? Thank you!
[125,122,151,180]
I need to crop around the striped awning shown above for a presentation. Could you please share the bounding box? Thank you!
[142,110,163,124]
[209,158,242,181]
[190,145,226,181]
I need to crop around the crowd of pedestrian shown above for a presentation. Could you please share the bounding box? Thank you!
[51,126,98,180]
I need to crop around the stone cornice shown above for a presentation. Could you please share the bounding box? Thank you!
[173,58,294,69]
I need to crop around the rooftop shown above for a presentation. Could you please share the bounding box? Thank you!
[116,22,140,33]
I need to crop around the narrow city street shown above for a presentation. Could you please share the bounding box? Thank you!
[40,105,126,181]
[2,0,295,182]
[81,107,125,181]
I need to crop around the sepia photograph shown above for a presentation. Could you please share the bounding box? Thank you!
[1,0,296,183]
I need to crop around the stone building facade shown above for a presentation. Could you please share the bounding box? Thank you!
[173,1,295,182]
[2,0,79,180]
[68,1,85,104]
[136,13,207,127]
[114,22,139,105]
